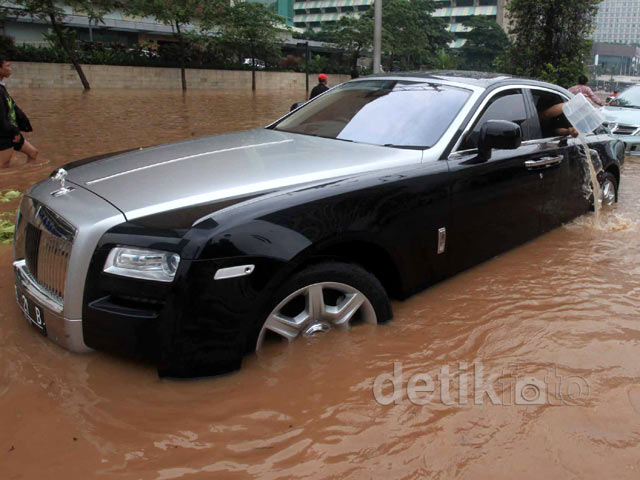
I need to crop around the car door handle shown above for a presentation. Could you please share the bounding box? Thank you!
[524,155,564,169]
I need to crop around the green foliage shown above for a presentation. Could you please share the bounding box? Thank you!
[1,0,116,88]
[206,2,284,63]
[0,191,21,244]
[279,54,301,70]
[0,190,20,203]
[295,27,334,42]
[498,0,602,86]
[307,54,329,73]
[363,0,453,71]
[43,28,76,50]
[322,16,372,70]
[458,17,508,72]
[436,48,457,69]
[0,34,19,59]
[126,0,225,88]
[0,217,15,244]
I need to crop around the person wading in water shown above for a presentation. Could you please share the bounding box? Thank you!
[309,73,329,100]
[0,59,38,168]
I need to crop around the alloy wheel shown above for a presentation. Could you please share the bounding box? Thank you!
[600,178,617,206]
[256,281,377,350]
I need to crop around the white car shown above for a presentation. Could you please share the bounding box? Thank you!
[243,58,265,70]
[601,85,640,156]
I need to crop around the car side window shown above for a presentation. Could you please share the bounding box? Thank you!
[459,89,527,151]
[530,90,568,139]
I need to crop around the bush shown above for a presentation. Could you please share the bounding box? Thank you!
[0,35,19,60]
[1,36,352,74]
[279,55,301,71]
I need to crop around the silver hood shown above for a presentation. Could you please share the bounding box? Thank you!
[600,106,640,125]
[65,129,423,220]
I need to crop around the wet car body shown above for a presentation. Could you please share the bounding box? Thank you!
[601,84,640,156]
[13,72,625,377]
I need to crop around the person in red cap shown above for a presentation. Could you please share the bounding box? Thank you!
[309,73,329,99]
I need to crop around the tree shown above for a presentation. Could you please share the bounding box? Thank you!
[498,0,602,87]
[209,3,284,91]
[1,0,115,90]
[436,48,457,69]
[458,17,508,72]
[365,0,452,71]
[126,0,223,90]
[323,16,372,72]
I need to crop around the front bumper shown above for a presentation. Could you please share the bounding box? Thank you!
[12,178,126,352]
[613,134,640,156]
[14,259,90,352]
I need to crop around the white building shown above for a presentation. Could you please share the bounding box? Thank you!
[592,0,640,45]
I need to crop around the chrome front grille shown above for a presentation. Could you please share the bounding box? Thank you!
[611,124,639,136]
[15,199,76,304]
[24,223,72,300]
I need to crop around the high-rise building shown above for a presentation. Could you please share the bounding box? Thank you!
[293,0,373,29]
[592,0,640,45]
[293,0,507,48]
[244,0,296,26]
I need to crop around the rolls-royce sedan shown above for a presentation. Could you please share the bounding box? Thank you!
[13,72,625,377]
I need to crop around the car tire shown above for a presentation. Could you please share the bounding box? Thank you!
[600,171,618,207]
[251,262,392,351]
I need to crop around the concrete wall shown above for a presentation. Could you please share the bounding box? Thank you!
[8,62,352,90]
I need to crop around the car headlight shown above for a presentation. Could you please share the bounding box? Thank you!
[103,247,180,282]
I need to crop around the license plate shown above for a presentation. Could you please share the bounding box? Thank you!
[15,286,47,336]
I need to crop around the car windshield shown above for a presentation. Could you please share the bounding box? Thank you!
[613,85,640,108]
[272,80,471,148]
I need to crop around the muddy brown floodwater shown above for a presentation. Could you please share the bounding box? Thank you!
[1,88,640,480]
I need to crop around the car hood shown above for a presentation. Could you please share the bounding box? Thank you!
[600,106,640,125]
[63,129,422,220]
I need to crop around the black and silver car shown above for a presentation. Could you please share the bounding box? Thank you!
[13,72,625,377]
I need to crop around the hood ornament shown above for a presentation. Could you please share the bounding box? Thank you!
[51,168,74,197]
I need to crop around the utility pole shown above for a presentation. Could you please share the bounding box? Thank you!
[296,41,311,93]
[305,41,310,92]
[373,0,382,73]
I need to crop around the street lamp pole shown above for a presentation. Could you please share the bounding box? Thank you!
[373,0,382,73]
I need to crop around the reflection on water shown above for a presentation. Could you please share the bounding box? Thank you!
[1,89,640,479]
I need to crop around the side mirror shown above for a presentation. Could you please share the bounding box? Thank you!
[477,120,522,160]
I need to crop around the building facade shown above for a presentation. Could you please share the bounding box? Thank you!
[241,0,296,26]
[293,0,507,48]
[592,42,640,77]
[592,0,640,45]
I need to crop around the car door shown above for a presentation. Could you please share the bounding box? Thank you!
[445,88,553,275]
[525,87,588,230]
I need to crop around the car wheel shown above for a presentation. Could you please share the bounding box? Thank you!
[600,172,618,207]
[253,262,392,351]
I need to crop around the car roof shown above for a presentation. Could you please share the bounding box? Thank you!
[360,70,564,92]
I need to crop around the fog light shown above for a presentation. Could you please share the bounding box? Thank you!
[104,247,181,282]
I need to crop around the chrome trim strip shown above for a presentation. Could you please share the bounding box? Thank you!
[86,139,295,185]
[13,259,63,313]
[450,84,570,154]
[214,265,255,280]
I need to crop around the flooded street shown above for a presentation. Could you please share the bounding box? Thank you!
[2,89,640,479]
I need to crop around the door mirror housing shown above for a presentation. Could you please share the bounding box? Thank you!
[477,120,522,160]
